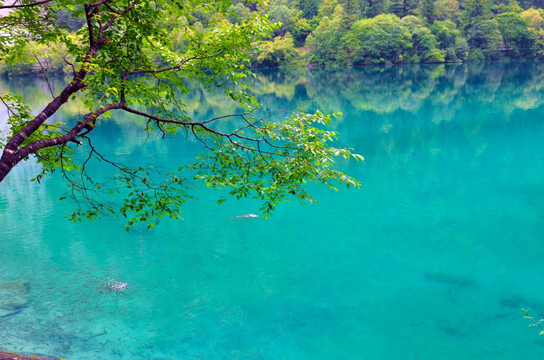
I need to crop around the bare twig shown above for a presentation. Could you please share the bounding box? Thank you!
[128,51,224,76]
[0,0,53,9]
[191,126,214,151]
[63,57,77,77]
[0,95,15,117]
[100,0,139,34]
[34,55,55,99]
[156,120,167,139]
[88,0,112,7]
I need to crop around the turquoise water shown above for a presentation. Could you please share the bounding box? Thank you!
[1,62,544,359]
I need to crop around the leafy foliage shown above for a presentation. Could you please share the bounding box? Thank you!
[192,111,362,214]
[0,0,362,228]
[252,33,300,67]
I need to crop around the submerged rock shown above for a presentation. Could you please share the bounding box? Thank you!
[0,281,30,317]
[103,279,129,292]
[423,271,475,287]
[236,213,259,219]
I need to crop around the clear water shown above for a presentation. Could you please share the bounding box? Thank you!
[1,62,544,359]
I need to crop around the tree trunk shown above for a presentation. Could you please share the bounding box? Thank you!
[0,153,17,183]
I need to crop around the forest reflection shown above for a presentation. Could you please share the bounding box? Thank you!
[2,61,544,164]
[250,62,544,115]
[248,62,544,163]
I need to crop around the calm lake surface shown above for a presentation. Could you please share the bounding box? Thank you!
[1,62,544,359]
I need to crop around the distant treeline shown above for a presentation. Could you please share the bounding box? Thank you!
[3,0,544,75]
[258,0,544,66]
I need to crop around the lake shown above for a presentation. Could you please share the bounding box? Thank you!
[1,62,544,359]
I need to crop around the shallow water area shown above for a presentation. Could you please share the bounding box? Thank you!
[1,62,544,359]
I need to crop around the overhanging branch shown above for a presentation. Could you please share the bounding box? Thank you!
[0,0,52,9]
[127,51,224,76]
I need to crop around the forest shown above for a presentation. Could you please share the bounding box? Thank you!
[3,0,544,75]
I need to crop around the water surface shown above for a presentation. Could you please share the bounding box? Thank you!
[1,62,544,359]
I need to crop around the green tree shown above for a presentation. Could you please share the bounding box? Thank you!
[388,0,408,17]
[0,0,362,228]
[431,20,465,61]
[417,0,436,22]
[521,7,544,28]
[387,0,419,17]
[434,0,460,21]
[401,15,445,62]
[522,8,544,57]
[290,16,313,46]
[493,0,523,14]
[227,2,252,23]
[318,0,339,18]
[495,12,532,58]
[344,14,412,64]
[466,20,503,60]
[364,0,388,17]
[342,0,364,27]
[298,0,320,18]
[252,33,299,67]
[267,2,299,36]
[461,0,493,29]
[307,5,348,64]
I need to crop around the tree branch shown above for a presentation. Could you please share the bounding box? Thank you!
[63,56,77,77]
[88,0,112,7]
[101,0,139,33]
[0,0,129,181]
[84,3,97,46]
[0,95,15,117]
[0,0,52,9]
[34,55,55,99]
[119,106,298,159]
[128,51,224,76]
[16,103,123,159]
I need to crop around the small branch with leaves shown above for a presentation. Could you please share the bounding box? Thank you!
[522,308,544,335]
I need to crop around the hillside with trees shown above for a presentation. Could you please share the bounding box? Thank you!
[2,0,544,75]
[262,0,544,66]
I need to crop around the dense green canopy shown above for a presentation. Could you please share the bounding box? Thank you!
[4,0,544,72]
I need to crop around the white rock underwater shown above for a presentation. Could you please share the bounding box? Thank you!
[102,279,129,292]
[236,213,259,219]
